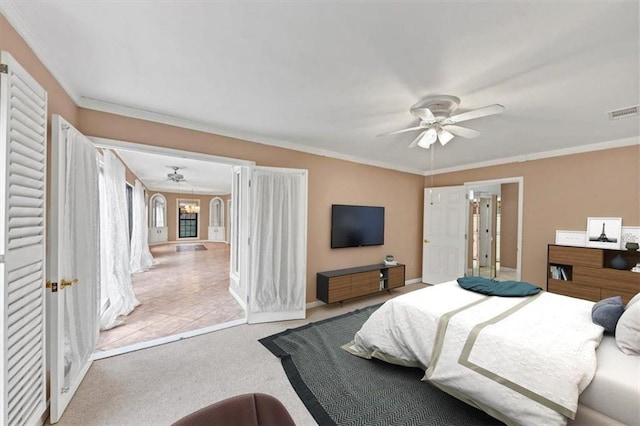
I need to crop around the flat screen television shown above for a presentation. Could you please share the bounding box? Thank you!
[331,204,385,248]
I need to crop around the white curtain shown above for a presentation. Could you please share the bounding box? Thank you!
[62,128,100,386]
[99,150,140,330]
[249,169,306,313]
[130,179,154,273]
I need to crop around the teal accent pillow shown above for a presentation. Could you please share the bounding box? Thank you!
[457,276,541,297]
[592,296,624,333]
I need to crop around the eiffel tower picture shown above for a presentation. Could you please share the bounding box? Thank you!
[587,217,621,248]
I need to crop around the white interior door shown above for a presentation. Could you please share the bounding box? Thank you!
[246,166,307,324]
[0,51,48,426]
[229,166,249,310]
[48,116,99,423]
[422,186,467,284]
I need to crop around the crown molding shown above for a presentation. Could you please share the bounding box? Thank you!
[0,1,81,103]
[423,136,640,176]
[79,97,426,176]
[3,1,636,178]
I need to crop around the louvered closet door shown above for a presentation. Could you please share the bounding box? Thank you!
[0,51,48,425]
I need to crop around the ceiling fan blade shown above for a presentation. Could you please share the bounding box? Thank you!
[408,131,427,148]
[377,126,423,137]
[443,125,481,139]
[411,107,436,123]
[449,104,504,123]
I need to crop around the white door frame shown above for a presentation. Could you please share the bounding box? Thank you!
[464,177,524,281]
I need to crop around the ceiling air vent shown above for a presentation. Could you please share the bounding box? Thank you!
[607,105,639,120]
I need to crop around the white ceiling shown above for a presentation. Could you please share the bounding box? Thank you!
[115,149,233,195]
[2,1,639,174]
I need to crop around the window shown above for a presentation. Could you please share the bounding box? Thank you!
[231,171,240,275]
[178,199,200,238]
[150,194,166,228]
[126,183,133,241]
[209,197,224,227]
[179,211,198,238]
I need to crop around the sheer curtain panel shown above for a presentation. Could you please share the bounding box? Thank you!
[61,128,100,388]
[129,179,154,273]
[249,169,306,318]
[99,150,139,330]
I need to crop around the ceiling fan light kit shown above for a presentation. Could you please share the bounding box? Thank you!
[382,95,505,150]
[437,129,455,145]
[167,166,185,182]
[417,128,438,148]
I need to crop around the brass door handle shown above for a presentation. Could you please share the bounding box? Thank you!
[424,239,429,244]
[61,278,78,289]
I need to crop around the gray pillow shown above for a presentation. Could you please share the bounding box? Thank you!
[591,296,624,332]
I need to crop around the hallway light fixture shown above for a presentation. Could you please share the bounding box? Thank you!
[179,186,201,214]
[181,203,200,214]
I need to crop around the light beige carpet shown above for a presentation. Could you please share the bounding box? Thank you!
[52,284,426,426]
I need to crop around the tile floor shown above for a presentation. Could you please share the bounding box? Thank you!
[96,242,244,352]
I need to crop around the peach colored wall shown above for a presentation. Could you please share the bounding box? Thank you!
[426,146,640,288]
[149,191,216,242]
[78,109,425,302]
[500,183,518,269]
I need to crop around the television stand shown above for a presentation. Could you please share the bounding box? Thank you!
[316,263,405,304]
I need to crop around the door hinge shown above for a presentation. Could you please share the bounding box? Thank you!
[46,281,58,292]
[0,64,7,74]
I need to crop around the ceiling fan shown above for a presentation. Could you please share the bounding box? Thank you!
[167,166,186,183]
[381,95,505,149]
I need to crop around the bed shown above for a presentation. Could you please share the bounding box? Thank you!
[344,281,640,426]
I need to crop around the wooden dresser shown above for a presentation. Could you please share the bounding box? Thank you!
[547,244,640,304]
[317,263,405,304]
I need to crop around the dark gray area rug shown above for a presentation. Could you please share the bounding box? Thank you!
[259,304,503,426]
[176,244,207,252]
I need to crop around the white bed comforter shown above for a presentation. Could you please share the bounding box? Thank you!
[346,282,604,426]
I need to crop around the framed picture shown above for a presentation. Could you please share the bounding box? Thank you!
[555,230,586,247]
[586,217,622,249]
[621,226,640,247]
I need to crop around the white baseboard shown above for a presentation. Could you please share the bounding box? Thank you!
[306,300,325,309]
[405,278,423,285]
[93,318,246,360]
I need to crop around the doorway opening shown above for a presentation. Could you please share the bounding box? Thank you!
[91,138,254,358]
[465,177,523,282]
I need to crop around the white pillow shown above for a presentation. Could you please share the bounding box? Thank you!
[625,292,640,309]
[616,293,640,355]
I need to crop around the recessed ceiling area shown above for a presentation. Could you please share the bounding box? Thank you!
[115,149,233,195]
[2,1,638,173]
